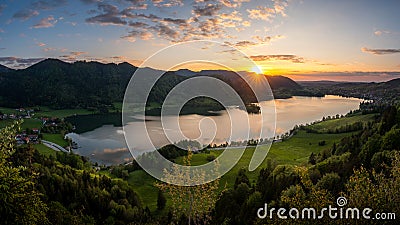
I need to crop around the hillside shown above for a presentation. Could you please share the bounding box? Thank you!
[0,64,13,73]
[0,59,315,109]
[301,78,400,104]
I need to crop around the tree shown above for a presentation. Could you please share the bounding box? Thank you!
[309,152,316,165]
[381,127,400,151]
[316,172,342,196]
[157,189,166,211]
[345,153,400,214]
[155,149,221,225]
[359,134,382,167]
[0,121,48,224]
[234,168,250,189]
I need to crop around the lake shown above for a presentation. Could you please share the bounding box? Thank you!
[66,95,364,165]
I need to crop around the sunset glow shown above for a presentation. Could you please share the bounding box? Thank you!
[250,65,264,75]
[0,0,399,81]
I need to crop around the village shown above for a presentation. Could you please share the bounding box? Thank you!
[0,108,66,146]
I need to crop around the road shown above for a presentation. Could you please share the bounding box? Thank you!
[42,140,70,153]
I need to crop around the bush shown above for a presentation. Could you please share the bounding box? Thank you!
[206,154,216,162]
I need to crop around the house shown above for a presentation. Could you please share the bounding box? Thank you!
[28,135,39,144]
[15,133,40,145]
[32,128,40,134]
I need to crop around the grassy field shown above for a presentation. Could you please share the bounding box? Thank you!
[33,107,95,118]
[1,106,95,119]
[0,107,19,114]
[35,143,57,157]
[0,120,13,129]
[127,170,159,210]
[308,113,377,132]
[0,118,42,130]
[42,133,68,147]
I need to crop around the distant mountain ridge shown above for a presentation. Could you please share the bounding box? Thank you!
[0,58,316,109]
[300,77,400,103]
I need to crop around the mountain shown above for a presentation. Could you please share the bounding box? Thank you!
[0,64,13,73]
[385,77,400,88]
[300,78,400,103]
[0,59,312,109]
[267,75,301,90]
[174,69,197,77]
[175,69,306,97]
[0,59,137,109]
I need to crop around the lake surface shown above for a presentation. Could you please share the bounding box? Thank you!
[66,95,364,165]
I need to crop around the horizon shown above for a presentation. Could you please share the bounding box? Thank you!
[1,0,400,81]
[2,57,400,83]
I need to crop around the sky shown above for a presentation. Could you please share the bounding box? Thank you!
[0,0,400,81]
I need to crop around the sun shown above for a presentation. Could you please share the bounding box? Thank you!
[250,65,263,74]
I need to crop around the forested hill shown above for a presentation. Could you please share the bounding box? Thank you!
[300,78,400,104]
[0,59,137,109]
[0,64,13,73]
[0,59,314,109]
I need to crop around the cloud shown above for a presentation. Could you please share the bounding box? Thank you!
[219,11,243,21]
[123,0,148,9]
[36,42,46,47]
[79,0,283,44]
[252,34,285,43]
[163,17,187,25]
[0,4,6,15]
[107,56,142,66]
[152,0,184,7]
[86,3,127,26]
[247,0,289,21]
[32,16,58,28]
[60,51,89,61]
[128,21,149,28]
[219,0,250,8]
[153,24,180,40]
[272,0,289,17]
[290,72,400,82]
[10,0,67,23]
[122,30,153,42]
[193,3,223,16]
[31,0,67,10]
[226,35,284,48]
[361,47,400,55]
[250,55,306,63]
[247,6,275,21]
[80,0,101,4]
[0,57,44,68]
[44,47,57,52]
[12,9,40,21]
[374,30,391,36]
[231,40,257,47]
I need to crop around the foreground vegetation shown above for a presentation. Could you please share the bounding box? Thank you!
[1,104,399,224]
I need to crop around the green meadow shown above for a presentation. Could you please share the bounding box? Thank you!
[308,113,377,132]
